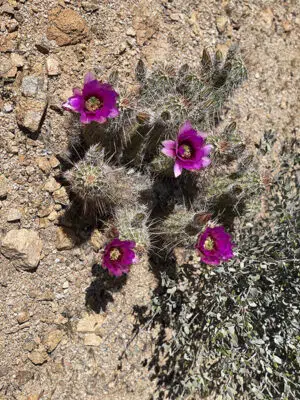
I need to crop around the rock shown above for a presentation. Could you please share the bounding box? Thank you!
[23,341,36,352]
[3,103,13,113]
[7,208,22,222]
[46,56,60,76]
[170,13,181,22]
[118,42,127,54]
[38,204,53,218]
[55,227,77,250]
[16,74,48,133]
[1,229,43,270]
[90,229,104,251]
[6,19,18,33]
[0,175,8,199]
[43,177,61,192]
[53,187,70,206]
[133,0,160,46]
[62,280,69,289]
[35,40,50,54]
[47,7,89,46]
[28,347,48,365]
[36,156,51,174]
[82,0,99,12]
[0,4,14,15]
[52,187,68,206]
[27,395,40,400]
[49,155,60,168]
[282,20,292,32]
[47,210,57,222]
[216,15,229,33]
[15,370,34,386]
[16,310,30,324]
[84,333,102,346]
[77,313,106,333]
[0,32,17,53]
[0,54,16,79]
[0,366,7,378]
[43,329,64,353]
[16,98,48,133]
[21,75,45,98]
[126,27,136,37]
[11,53,24,67]
[260,7,273,29]
[189,11,201,35]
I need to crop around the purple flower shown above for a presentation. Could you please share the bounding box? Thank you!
[195,226,234,266]
[63,72,119,124]
[102,238,137,277]
[161,121,212,177]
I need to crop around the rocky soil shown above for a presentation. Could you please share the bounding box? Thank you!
[0,0,299,399]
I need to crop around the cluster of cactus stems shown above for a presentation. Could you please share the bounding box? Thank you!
[61,46,255,262]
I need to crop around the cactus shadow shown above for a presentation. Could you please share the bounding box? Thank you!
[57,199,103,246]
[85,263,127,313]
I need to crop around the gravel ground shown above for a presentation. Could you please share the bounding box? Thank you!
[0,0,299,399]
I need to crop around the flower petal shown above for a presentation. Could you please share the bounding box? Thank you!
[162,140,176,150]
[174,162,183,178]
[201,157,211,168]
[84,72,96,84]
[162,147,176,158]
[202,144,213,156]
[73,87,82,96]
[179,120,194,135]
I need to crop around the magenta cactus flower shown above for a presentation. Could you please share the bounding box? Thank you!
[102,238,137,277]
[63,72,119,124]
[195,226,234,265]
[161,121,212,177]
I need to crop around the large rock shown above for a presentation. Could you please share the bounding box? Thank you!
[47,7,89,46]
[1,229,43,270]
[16,98,47,133]
[16,74,48,133]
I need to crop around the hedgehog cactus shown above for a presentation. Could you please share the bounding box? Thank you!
[158,206,214,251]
[61,44,250,269]
[113,205,151,253]
[63,145,151,215]
[89,46,247,167]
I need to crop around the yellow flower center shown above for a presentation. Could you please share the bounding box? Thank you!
[85,96,102,112]
[181,144,192,158]
[204,237,215,251]
[110,248,121,261]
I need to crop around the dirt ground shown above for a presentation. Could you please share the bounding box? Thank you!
[0,0,299,399]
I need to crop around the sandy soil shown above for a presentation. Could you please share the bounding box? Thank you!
[0,0,299,399]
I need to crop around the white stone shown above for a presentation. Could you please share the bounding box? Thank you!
[1,229,43,270]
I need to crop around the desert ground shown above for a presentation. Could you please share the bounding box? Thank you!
[0,0,299,399]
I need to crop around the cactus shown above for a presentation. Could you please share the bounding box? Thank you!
[63,145,151,215]
[112,205,151,253]
[157,206,214,251]
[61,45,249,263]
[88,46,247,168]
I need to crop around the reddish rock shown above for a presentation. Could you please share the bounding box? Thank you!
[47,7,89,46]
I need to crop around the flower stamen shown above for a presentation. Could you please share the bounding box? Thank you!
[204,237,215,251]
[85,96,102,112]
[180,144,192,158]
[110,248,121,261]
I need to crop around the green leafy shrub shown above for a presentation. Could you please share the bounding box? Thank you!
[141,138,300,400]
